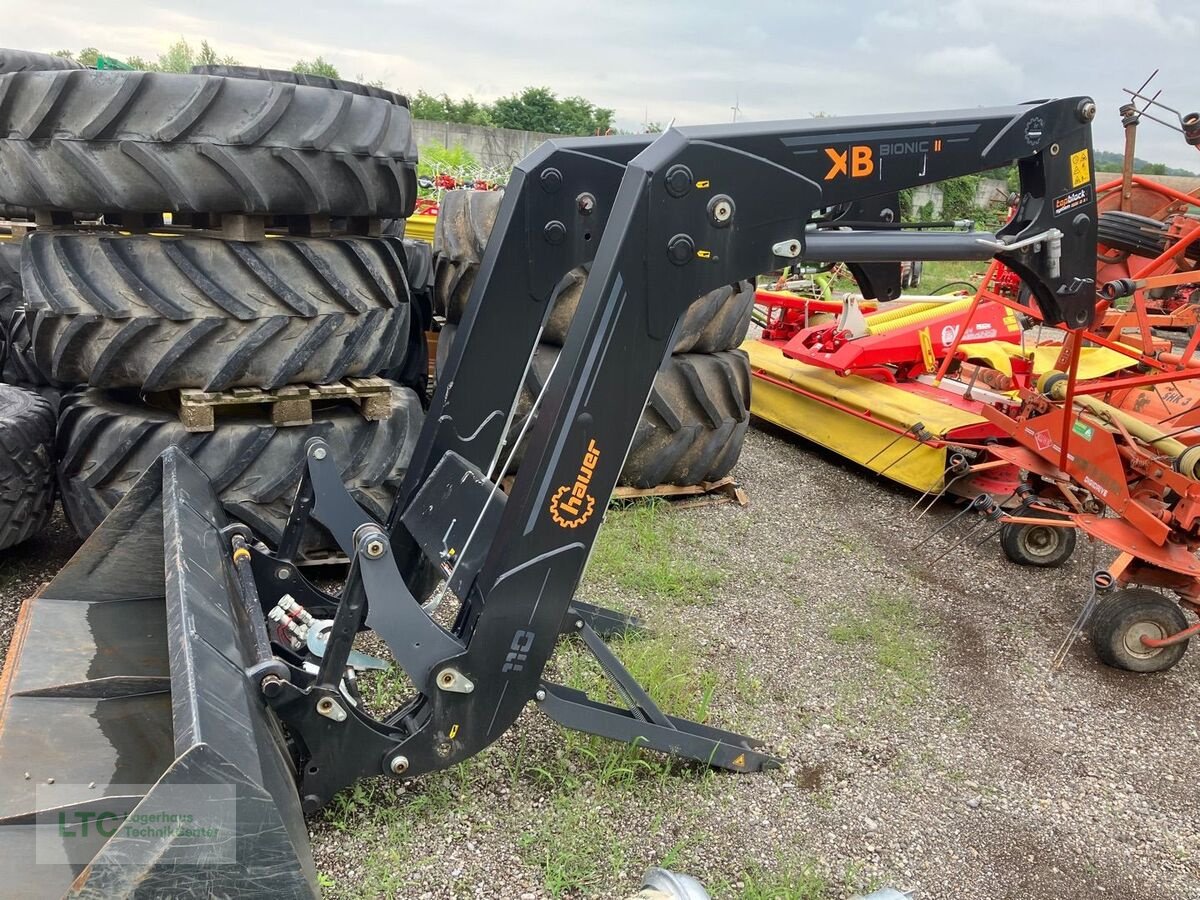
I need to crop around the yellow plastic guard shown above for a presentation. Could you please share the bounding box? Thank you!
[745,340,986,492]
[962,341,1139,380]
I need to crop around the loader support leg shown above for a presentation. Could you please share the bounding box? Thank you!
[537,622,777,772]
[563,600,646,638]
[537,684,775,773]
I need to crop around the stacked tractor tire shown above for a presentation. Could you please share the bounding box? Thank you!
[0,51,428,555]
[433,189,754,489]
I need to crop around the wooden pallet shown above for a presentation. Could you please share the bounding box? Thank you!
[178,376,393,432]
[611,476,749,509]
[500,474,748,510]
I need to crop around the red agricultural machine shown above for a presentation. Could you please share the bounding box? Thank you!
[748,79,1200,672]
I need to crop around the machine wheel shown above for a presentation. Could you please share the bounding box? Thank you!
[999,514,1076,567]
[909,261,923,288]
[56,384,423,554]
[190,65,410,107]
[514,345,751,487]
[1089,588,1190,673]
[24,232,412,391]
[2,308,47,386]
[0,48,83,73]
[0,70,417,217]
[0,240,21,321]
[433,189,503,323]
[541,266,755,353]
[434,322,457,381]
[0,383,55,549]
[1097,211,1200,263]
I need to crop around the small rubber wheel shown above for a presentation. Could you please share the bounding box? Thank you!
[909,261,923,288]
[1089,588,1190,673]
[999,514,1076,567]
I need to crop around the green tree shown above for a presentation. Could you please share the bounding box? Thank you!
[157,38,197,72]
[490,86,612,135]
[940,174,981,219]
[410,90,492,126]
[491,86,560,132]
[292,56,339,78]
[118,38,238,72]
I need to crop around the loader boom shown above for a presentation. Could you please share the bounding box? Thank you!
[262,96,1100,806]
[0,98,1100,898]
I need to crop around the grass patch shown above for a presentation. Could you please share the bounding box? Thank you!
[541,629,720,787]
[828,593,938,703]
[317,771,471,899]
[730,858,830,899]
[517,790,632,897]
[909,259,987,293]
[585,499,725,602]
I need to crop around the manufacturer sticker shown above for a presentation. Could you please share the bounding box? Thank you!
[1069,148,1091,188]
[549,438,600,528]
[1072,420,1094,441]
[1053,185,1091,217]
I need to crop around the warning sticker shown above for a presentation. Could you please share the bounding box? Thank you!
[1070,148,1090,188]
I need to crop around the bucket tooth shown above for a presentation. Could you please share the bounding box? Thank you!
[0,449,318,898]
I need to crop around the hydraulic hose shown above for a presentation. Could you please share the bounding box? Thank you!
[1039,371,1200,477]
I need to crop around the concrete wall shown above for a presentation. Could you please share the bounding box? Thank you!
[909,177,1009,220]
[413,120,561,170]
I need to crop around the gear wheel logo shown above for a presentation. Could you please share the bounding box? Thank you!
[550,486,596,528]
[548,438,601,529]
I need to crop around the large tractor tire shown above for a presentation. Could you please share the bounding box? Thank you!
[191,65,410,108]
[514,344,751,488]
[0,241,45,387]
[433,189,504,322]
[542,265,755,353]
[0,70,417,217]
[24,232,412,391]
[0,240,20,321]
[381,239,434,401]
[0,48,83,73]
[0,383,55,549]
[57,383,423,554]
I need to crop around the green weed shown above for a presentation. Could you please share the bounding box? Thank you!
[828,593,937,703]
[586,500,726,602]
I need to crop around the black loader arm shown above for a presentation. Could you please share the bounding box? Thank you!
[262,99,1099,808]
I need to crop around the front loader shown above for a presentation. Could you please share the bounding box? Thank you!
[0,99,1099,896]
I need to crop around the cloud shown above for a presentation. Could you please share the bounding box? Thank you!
[2,0,1198,169]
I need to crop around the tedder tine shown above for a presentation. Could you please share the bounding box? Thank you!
[0,449,317,898]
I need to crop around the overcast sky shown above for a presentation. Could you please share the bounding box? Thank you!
[8,0,1199,170]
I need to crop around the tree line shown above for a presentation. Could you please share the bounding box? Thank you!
[51,39,618,137]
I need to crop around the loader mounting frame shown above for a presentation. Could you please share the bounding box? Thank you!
[254,96,1099,809]
[0,97,1100,897]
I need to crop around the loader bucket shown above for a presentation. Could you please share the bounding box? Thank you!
[0,449,317,898]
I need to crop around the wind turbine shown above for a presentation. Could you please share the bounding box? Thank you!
[731,91,742,123]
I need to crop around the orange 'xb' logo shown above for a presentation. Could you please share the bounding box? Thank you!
[549,439,600,528]
[823,145,874,180]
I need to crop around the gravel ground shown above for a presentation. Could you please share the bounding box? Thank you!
[1,423,1198,899]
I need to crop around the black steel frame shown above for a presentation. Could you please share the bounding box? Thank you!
[241,99,1099,809]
